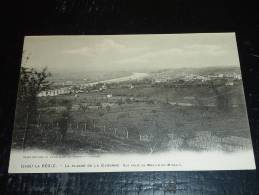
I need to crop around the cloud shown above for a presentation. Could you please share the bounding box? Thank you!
[97,39,126,50]
[61,39,126,56]
[63,47,91,55]
[114,44,228,66]
[183,44,227,56]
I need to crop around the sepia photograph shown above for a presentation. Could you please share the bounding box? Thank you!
[8,33,255,173]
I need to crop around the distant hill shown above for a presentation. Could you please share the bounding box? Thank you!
[47,71,133,84]
[150,66,241,78]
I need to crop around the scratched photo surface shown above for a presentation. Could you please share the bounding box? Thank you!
[8,33,255,173]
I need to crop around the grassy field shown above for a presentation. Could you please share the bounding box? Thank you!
[12,83,252,153]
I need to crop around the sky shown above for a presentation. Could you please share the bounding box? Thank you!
[22,33,240,73]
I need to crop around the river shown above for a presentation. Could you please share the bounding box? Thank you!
[83,72,149,87]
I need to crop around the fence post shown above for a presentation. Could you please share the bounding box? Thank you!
[37,113,41,128]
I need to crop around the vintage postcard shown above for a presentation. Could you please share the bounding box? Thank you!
[9,33,255,173]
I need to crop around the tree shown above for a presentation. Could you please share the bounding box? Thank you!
[16,67,51,121]
[15,65,51,149]
[60,99,72,109]
[210,81,231,112]
[79,103,88,112]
